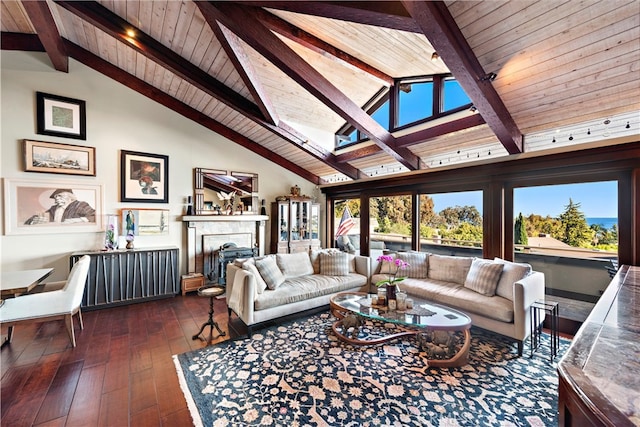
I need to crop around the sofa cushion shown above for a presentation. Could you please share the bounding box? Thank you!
[428,254,472,285]
[396,251,429,278]
[277,252,314,279]
[241,260,267,294]
[493,258,533,300]
[254,273,367,311]
[255,256,285,290]
[319,251,350,276]
[463,259,504,296]
[399,278,514,323]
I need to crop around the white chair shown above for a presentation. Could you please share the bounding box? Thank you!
[1,255,91,347]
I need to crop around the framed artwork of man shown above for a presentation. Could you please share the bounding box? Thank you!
[3,178,104,235]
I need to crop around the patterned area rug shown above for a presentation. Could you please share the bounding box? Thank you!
[174,312,569,426]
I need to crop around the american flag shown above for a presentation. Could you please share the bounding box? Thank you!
[335,205,355,237]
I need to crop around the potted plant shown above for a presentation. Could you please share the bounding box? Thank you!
[375,254,409,303]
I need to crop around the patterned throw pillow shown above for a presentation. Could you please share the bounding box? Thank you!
[319,251,350,276]
[463,258,504,296]
[255,256,286,290]
[493,257,532,300]
[309,248,340,273]
[277,252,314,279]
[396,251,429,278]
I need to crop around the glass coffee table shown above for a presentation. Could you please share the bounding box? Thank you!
[330,292,472,367]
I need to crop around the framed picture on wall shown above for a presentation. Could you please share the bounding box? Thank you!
[3,178,104,235]
[23,139,96,176]
[36,92,87,140]
[120,208,169,236]
[120,150,169,203]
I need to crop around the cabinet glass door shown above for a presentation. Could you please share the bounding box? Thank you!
[291,201,300,241]
[279,203,288,242]
[301,201,311,240]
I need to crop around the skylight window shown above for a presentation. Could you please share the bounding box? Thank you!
[335,74,472,149]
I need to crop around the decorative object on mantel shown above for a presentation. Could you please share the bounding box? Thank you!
[105,214,118,250]
[185,195,194,216]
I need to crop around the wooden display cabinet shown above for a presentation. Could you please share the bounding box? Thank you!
[270,197,321,254]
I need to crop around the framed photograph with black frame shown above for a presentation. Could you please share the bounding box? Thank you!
[23,139,96,176]
[120,150,169,203]
[36,92,87,140]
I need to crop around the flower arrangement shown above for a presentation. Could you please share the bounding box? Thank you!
[375,254,409,288]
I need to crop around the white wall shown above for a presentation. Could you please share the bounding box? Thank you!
[1,51,322,281]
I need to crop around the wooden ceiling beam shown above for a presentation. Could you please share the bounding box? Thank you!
[61,38,321,184]
[234,1,420,32]
[212,22,279,125]
[21,0,68,72]
[254,7,393,86]
[201,2,422,171]
[335,114,486,162]
[54,0,264,120]
[56,1,359,180]
[401,1,523,154]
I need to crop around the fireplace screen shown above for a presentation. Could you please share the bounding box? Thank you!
[208,243,258,285]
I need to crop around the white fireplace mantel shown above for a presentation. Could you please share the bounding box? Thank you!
[183,214,269,275]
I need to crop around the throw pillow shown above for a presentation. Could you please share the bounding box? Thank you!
[396,251,429,278]
[241,259,267,294]
[493,257,533,300]
[464,258,504,296]
[428,254,473,285]
[255,256,285,290]
[319,251,350,276]
[309,248,340,273]
[276,252,314,279]
[379,254,397,274]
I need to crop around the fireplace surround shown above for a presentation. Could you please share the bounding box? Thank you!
[183,214,268,280]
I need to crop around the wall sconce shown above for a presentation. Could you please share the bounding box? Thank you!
[431,51,439,62]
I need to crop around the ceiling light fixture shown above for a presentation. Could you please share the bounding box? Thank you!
[469,105,477,113]
[431,52,439,62]
[480,72,497,82]
[126,29,136,38]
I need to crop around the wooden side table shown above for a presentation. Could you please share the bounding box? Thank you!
[181,273,204,296]
[192,285,226,345]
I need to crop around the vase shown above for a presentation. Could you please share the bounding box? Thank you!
[105,214,119,250]
[386,283,397,302]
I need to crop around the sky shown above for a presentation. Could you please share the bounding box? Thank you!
[429,181,618,218]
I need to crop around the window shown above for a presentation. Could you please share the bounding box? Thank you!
[334,199,361,254]
[398,81,433,127]
[419,191,483,250]
[370,195,412,252]
[443,79,471,111]
[335,74,472,148]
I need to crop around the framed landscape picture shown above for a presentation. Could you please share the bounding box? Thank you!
[3,178,104,235]
[23,139,96,176]
[120,150,169,203]
[36,92,87,140]
[120,208,169,236]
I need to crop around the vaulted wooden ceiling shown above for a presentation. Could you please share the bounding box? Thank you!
[2,1,638,184]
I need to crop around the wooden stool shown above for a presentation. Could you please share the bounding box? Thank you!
[192,285,226,345]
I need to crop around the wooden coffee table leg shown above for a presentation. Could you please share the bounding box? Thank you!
[423,328,471,368]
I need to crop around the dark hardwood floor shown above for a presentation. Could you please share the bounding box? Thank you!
[1,293,235,427]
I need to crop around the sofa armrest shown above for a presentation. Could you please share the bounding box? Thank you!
[354,255,371,279]
[513,271,546,339]
[226,264,258,325]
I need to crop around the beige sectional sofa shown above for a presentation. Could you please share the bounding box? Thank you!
[371,252,545,355]
[226,250,370,336]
